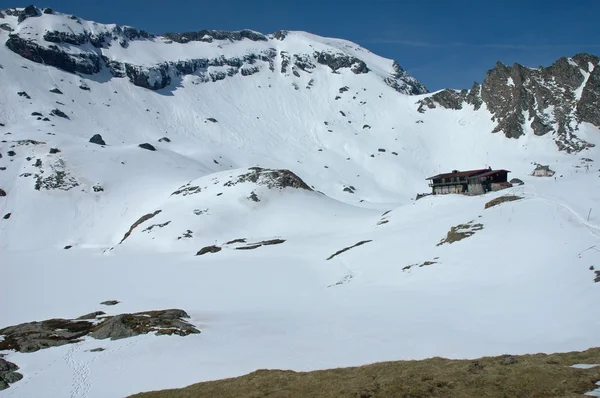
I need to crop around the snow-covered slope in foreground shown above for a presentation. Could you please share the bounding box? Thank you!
[1,6,600,398]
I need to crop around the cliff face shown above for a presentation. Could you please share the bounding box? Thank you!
[0,6,428,95]
[418,53,600,153]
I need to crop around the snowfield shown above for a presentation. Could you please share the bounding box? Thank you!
[1,7,600,398]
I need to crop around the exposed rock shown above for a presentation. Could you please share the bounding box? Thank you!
[3,213,10,219]
[0,358,22,390]
[92,184,104,192]
[120,210,162,243]
[234,239,285,250]
[196,245,222,255]
[142,221,171,232]
[273,30,288,40]
[0,318,95,352]
[163,30,267,44]
[76,311,106,320]
[158,136,171,142]
[314,51,368,74]
[419,54,599,152]
[138,143,156,151]
[50,109,69,119]
[6,35,102,75]
[171,183,201,196]
[417,89,467,112]
[49,147,61,154]
[17,5,40,23]
[7,151,16,156]
[0,309,199,353]
[89,348,105,352]
[225,238,247,245]
[509,178,524,185]
[0,23,14,32]
[50,87,63,95]
[327,240,372,260]
[63,245,72,249]
[384,61,429,95]
[34,159,79,191]
[100,300,120,306]
[17,91,30,99]
[206,118,218,123]
[89,134,106,145]
[224,167,312,191]
[248,191,260,202]
[0,188,6,197]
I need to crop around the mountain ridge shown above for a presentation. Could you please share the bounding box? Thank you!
[0,5,428,94]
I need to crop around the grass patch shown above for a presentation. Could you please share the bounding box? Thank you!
[129,348,600,398]
[437,222,483,246]
[485,195,523,209]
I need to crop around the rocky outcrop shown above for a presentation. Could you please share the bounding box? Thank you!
[120,210,162,243]
[314,51,368,74]
[196,245,222,255]
[89,134,106,145]
[385,61,429,95]
[163,29,267,43]
[223,167,313,191]
[0,309,199,353]
[0,358,23,390]
[419,53,600,152]
[6,35,102,74]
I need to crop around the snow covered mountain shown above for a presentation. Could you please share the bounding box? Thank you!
[1,5,600,398]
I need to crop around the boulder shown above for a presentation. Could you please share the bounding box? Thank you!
[89,134,106,146]
[138,143,156,151]
[196,245,221,255]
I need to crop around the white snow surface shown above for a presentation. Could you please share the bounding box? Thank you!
[1,9,600,398]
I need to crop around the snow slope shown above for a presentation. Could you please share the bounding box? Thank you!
[1,6,600,398]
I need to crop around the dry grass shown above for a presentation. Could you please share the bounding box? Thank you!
[437,222,484,246]
[129,348,600,398]
[485,195,523,209]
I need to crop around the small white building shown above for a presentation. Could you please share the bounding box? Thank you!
[532,165,555,177]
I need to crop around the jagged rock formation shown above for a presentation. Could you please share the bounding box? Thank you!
[0,6,427,95]
[418,54,600,152]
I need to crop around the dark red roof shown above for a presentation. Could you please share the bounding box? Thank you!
[426,168,490,180]
[472,169,510,178]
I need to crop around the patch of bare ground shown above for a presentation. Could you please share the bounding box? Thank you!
[437,222,483,246]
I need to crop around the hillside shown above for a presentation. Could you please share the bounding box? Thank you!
[1,5,600,398]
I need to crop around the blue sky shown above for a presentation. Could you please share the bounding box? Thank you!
[2,0,599,91]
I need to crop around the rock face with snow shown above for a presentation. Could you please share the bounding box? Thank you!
[0,6,427,95]
[1,5,600,398]
[418,54,600,152]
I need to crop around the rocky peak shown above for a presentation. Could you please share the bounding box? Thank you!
[418,53,600,153]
